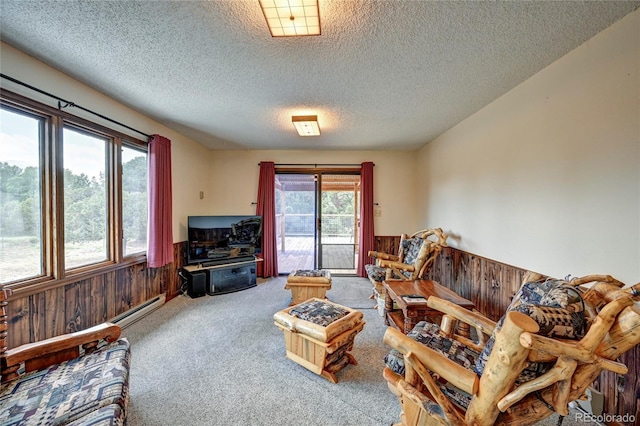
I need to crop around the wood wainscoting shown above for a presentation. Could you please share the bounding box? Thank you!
[372,235,403,258]
[4,241,187,349]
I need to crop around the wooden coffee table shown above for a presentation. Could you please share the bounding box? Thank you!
[383,279,475,334]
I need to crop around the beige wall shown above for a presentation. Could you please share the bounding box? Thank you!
[207,150,419,236]
[0,42,211,244]
[417,10,640,284]
[6,6,638,284]
[1,43,420,244]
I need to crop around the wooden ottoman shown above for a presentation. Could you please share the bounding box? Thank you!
[273,298,365,383]
[285,269,332,306]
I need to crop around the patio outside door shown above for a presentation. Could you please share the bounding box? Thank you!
[275,173,360,275]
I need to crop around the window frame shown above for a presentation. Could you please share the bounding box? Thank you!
[1,89,148,295]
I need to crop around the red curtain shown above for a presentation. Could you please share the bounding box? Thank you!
[256,161,279,276]
[357,162,374,277]
[147,134,173,268]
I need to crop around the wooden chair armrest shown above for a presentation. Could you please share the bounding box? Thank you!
[379,260,415,272]
[383,326,479,395]
[427,297,496,335]
[568,274,625,288]
[367,251,398,262]
[382,366,403,397]
[383,366,403,388]
[2,322,121,382]
[519,332,627,375]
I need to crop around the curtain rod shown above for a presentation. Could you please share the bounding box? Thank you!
[1,73,152,140]
[258,163,374,167]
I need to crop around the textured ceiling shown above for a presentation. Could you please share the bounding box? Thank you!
[1,1,638,151]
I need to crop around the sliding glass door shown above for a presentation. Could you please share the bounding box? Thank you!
[275,174,316,272]
[317,174,359,272]
[275,172,360,275]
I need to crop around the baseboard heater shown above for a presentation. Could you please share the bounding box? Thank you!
[111,294,166,328]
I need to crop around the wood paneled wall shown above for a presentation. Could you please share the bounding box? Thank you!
[372,235,403,258]
[375,237,639,422]
[423,246,527,321]
[5,241,187,349]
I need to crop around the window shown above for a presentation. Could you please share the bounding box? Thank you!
[0,107,44,283]
[122,145,148,256]
[63,127,108,269]
[0,91,148,287]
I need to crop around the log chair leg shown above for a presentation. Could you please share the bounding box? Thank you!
[346,352,357,366]
[321,370,339,384]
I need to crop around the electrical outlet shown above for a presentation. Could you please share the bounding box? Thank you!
[374,209,382,217]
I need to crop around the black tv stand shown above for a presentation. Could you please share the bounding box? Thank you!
[182,257,257,297]
[199,255,255,269]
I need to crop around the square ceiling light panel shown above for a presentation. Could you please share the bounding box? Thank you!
[259,0,321,37]
[292,115,320,136]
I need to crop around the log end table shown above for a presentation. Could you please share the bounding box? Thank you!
[382,279,475,334]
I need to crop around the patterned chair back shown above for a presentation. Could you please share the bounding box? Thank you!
[400,228,448,280]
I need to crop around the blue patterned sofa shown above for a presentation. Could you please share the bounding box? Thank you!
[0,289,130,426]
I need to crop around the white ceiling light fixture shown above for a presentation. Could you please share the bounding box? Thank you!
[292,115,320,136]
[259,0,321,37]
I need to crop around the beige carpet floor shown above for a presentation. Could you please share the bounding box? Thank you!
[122,276,600,426]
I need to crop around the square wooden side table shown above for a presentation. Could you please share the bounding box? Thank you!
[383,279,475,334]
[285,269,332,306]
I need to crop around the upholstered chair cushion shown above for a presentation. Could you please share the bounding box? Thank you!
[474,279,587,382]
[288,299,349,327]
[384,321,481,376]
[400,238,426,278]
[66,404,125,426]
[512,304,585,339]
[385,321,480,410]
[0,339,130,426]
[401,238,422,267]
[364,264,387,283]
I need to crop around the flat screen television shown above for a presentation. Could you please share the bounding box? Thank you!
[187,215,262,265]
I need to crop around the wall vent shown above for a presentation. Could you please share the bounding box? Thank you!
[111,294,166,328]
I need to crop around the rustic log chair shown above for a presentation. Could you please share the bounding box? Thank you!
[382,273,640,426]
[0,288,123,383]
[365,228,448,299]
[0,287,130,425]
